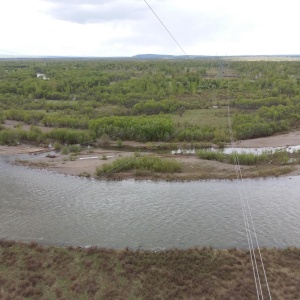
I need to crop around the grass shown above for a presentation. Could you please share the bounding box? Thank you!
[96,155,182,177]
[0,241,300,299]
[172,108,229,128]
[197,149,299,166]
[78,172,91,178]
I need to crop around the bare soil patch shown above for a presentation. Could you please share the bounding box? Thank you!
[0,145,47,156]
[3,120,52,132]
[3,130,300,180]
[236,130,300,147]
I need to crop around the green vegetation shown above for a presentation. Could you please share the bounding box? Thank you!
[172,108,229,128]
[89,115,174,142]
[96,155,181,176]
[1,59,300,145]
[0,127,94,146]
[1,241,300,299]
[197,149,298,165]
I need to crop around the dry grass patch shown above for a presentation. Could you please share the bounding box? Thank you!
[1,241,300,299]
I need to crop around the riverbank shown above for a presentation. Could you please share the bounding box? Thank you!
[9,147,298,180]
[0,240,299,299]
[1,139,300,180]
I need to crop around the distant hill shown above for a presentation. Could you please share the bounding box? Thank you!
[132,54,210,59]
[1,54,300,61]
[133,54,175,59]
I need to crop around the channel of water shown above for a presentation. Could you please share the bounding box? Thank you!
[1,155,299,249]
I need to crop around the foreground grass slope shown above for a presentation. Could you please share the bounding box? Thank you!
[0,241,300,299]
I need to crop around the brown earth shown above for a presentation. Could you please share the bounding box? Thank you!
[1,130,300,180]
[1,241,299,299]
[2,120,52,132]
[235,131,300,147]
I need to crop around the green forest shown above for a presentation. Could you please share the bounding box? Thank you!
[1,58,300,146]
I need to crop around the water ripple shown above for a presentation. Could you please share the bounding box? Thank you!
[1,156,300,249]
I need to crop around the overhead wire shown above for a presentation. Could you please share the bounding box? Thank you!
[143,0,272,298]
[97,0,197,179]
[226,62,272,299]
[227,94,261,298]
[226,70,263,299]
[0,4,272,297]
[143,0,190,59]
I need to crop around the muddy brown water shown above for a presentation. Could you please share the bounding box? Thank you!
[1,155,300,249]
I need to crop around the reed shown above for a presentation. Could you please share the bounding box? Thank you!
[197,149,299,166]
[96,155,181,176]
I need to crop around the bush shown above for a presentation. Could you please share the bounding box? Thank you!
[197,149,297,166]
[89,115,174,142]
[96,155,181,176]
[68,144,82,153]
[0,128,46,145]
[61,147,69,155]
[47,128,94,144]
[53,142,62,151]
[117,139,123,148]
[69,155,77,161]
[99,134,110,146]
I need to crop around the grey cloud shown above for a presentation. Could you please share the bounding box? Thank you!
[43,0,151,24]
[43,0,117,5]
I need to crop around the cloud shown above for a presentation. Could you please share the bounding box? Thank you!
[38,0,255,56]
[43,0,149,24]
[1,0,299,57]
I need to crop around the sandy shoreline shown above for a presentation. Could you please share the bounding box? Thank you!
[235,130,300,147]
[1,131,300,180]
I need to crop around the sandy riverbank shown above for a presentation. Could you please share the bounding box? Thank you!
[1,131,300,180]
[236,130,300,147]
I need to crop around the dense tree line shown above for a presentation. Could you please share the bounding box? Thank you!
[1,58,300,144]
[233,104,300,139]
[89,115,174,142]
[0,126,95,146]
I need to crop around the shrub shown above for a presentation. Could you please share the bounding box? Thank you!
[69,155,76,161]
[53,142,62,151]
[197,149,297,166]
[117,139,123,148]
[61,147,69,155]
[96,155,181,176]
[68,144,82,154]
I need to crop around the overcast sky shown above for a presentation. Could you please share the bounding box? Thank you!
[1,0,299,57]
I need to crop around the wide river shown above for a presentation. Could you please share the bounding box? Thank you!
[1,155,299,249]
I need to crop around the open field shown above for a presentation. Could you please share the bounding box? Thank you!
[172,108,229,128]
[0,241,300,300]
[228,56,300,61]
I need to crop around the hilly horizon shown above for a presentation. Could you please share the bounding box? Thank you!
[1,53,300,60]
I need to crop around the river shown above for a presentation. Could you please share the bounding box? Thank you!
[1,155,299,249]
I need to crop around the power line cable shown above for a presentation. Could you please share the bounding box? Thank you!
[143,0,190,59]
[98,0,209,178]
[227,81,263,299]
[143,0,268,298]
[226,61,272,299]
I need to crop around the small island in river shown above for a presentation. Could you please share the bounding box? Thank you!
[2,129,300,181]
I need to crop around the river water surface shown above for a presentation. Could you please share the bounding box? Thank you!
[1,155,299,249]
